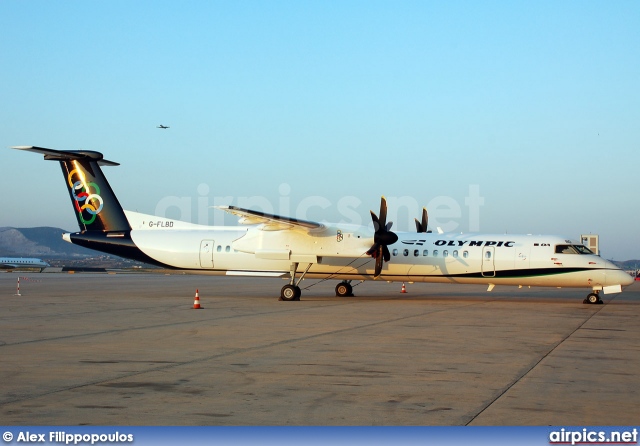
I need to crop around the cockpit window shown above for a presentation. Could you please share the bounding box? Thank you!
[574,245,594,254]
[555,244,594,254]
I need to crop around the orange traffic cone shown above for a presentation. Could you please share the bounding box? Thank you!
[193,289,202,309]
[400,282,407,293]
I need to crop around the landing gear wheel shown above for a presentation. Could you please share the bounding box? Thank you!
[335,282,353,297]
[586,293,600,305]
[281,284,301,301]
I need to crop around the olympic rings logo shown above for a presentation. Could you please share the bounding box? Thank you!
[67,169,104,225]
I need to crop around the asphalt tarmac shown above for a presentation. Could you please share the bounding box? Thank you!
[1,272,638,426]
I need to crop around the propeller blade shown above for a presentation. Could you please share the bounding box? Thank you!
[415,207,429,233]
[378,196,388,229]
[370,210,380,232]
[422,207,428,231]
[382,245,391,262]
[374,249,384,278]
[385,221,393,232]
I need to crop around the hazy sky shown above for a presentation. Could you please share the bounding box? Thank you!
[1,1,638,260]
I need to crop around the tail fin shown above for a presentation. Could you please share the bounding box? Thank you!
[13,146,131,232]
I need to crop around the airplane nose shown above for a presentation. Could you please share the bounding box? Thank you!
[602,259,635,287]
[609,269,635,287]
[621,271,635,286]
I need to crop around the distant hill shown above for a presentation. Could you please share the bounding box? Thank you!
[612,259,640,272]
[0,227,161,269]
[0,227,95,258]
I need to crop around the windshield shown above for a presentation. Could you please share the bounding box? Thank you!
[555,244,594,254]
[573,244,594,254]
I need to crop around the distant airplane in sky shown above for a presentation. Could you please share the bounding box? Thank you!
[13,145,634,303]
[0,257,50,272]
[156,125,169,129]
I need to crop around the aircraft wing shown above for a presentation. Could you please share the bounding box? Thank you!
[216,206,325,231]
[0,263,17,269]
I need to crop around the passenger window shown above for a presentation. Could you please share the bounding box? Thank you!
[443,250,449,257]
[392,249,398,256]
[463,251,468,258]
[453,250,458,258]
[423,250,428,256]
[433,250,438,257]
[485,251,491,259]
[414,249,419,257]
[216,245,222,252]
[225,246,230,252]
[403,249,409,256]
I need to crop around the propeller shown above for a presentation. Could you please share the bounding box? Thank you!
[366,196,398,278]
[415,207,429,233]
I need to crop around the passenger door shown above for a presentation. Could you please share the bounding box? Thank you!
[481,246,495,277]
[199,240,215,268]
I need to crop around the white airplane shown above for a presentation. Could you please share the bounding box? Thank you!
[13,146,634,303]
[0,257,50,272]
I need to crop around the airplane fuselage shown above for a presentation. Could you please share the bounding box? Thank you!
[63,211,630,292]
[0,257,50,270]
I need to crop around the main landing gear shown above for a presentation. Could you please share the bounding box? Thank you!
[280,284,301,301]
[584,290,603,305]
[335,281,354,297]
[280,262,312,301]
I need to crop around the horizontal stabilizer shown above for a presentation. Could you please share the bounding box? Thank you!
[12,146,119,166]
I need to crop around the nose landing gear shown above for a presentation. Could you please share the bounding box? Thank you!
[584,291,603,305]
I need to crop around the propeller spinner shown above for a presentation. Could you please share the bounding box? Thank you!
[366,196,398,278]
